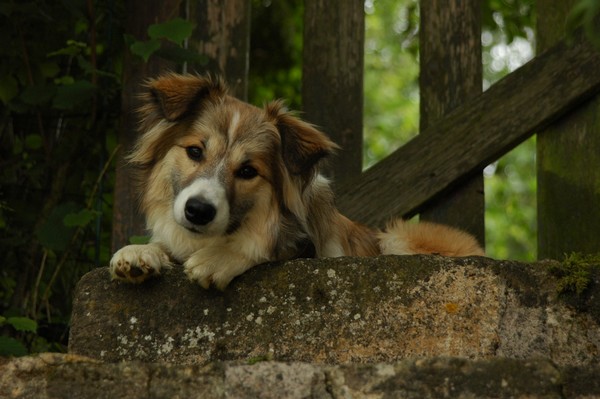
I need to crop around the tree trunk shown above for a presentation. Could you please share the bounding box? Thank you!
[537,1,600,259]
[418,0,484,247]
[302,0,364,190]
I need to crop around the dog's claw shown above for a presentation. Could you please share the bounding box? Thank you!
[184,266,213,289]
[184,256,238,291]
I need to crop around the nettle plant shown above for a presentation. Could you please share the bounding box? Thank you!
[127,17,206,64]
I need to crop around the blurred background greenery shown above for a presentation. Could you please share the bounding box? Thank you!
[0,0,549,355]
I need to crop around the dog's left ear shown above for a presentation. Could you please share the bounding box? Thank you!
[266,101,339,176]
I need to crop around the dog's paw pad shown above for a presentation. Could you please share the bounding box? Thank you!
[109,245,166,284]
[128,265,146,278]
[114,267,128,279]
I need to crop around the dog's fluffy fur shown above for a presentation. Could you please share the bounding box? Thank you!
[109,73,484,289]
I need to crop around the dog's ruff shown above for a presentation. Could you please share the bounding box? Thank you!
[109,73,484,290]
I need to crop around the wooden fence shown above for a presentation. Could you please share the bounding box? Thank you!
[113,0,600,259]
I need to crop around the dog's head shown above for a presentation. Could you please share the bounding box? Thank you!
[130,73,338,238]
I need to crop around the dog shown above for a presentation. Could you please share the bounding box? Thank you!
[109,73,484,290]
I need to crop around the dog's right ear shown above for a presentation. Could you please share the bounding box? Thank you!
[139,73,226,125]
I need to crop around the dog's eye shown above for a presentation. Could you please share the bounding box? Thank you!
[186,146,203,162]
[235,165,258,180]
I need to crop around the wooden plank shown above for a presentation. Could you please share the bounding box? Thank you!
[188,0,251,100]
[112,0,181,252]
[337,31,600,228]
[537,1,600,258]
[419,0,484,245]
[302,0,364,190]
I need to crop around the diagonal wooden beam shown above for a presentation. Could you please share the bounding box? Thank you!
[337,31,600,228]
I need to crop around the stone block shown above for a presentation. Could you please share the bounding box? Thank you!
[68,255,600,366]
[3,353,600,399]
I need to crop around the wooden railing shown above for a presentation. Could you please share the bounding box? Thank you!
[338,30,600,227]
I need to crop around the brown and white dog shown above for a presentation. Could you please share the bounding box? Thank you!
[109,73,483,289]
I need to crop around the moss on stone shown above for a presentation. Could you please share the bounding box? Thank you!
[549,252,600,296]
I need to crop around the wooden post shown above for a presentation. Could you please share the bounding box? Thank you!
[112,0,181,252]
[112,0,251,252]
[187,0,251,100]
[418,0,484,247]
[302,0,365,189]
[537,1,600,259]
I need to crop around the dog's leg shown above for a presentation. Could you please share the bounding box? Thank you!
[109,243,172,283]
[183,243,268,290]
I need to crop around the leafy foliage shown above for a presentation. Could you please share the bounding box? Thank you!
[127,18,206,64]
[363,0,420,168]
[0,315,39,356]
[1,0,126,355]
[0,0,206,357]
[485,138,537,260]
[567,0,600,46]
[248,0,304,108]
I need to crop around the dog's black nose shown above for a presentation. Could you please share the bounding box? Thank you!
[184,198,216,225]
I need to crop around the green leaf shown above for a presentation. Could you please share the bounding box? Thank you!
[75,19,89,36]
[0,336,28,357]
[36,202,78,251]
[48,44,83,57]
[123,33,136,47]
[0,75,18,104]
[63,209,97,228]
[39,61,60,78]
[24,135,43,150]
[148,18,194,46]
[20,85,56,105]
[130,39,161,62]
[54,76,75,85]
[12,137,23,155]
[7,316,37,333]
[0,2,13,16]
[52,80,96,110]
[129,235,150,245]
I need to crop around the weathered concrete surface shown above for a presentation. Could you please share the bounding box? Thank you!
[2,353,600,399]
[68,255,600,366]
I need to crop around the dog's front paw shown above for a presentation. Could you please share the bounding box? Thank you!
[184,250,255,290]
[109,244,170,284]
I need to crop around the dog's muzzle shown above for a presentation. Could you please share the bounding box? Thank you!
[184,198,216,225]
[173,175,230,235]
